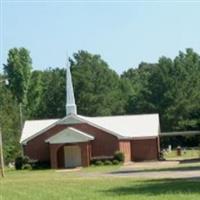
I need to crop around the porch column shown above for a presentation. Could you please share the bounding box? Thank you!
[49,144,62,169]
[79,142,91,167]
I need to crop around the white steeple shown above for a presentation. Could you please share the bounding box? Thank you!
[66,57,77,115]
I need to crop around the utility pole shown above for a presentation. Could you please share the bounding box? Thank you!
[0,127,5,177]
[0,79,9,177]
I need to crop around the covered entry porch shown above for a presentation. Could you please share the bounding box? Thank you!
[46,127,94,169]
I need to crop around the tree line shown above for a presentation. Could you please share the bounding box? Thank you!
[0,48,200,163]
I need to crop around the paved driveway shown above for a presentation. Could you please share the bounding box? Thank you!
[107,160,200,179]
[58,160,200,179]
[108,168,200,179]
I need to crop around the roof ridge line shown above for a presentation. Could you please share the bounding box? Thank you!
[79,113,159,118]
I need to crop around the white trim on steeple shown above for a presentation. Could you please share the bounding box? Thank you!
[66,57,77,115]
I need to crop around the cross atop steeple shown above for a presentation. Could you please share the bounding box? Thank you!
[66,57,77,116]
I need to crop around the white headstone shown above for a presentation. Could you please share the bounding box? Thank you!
[168,145,172,152]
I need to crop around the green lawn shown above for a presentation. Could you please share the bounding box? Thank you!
[1,166,200,200]
[164,149,200,160]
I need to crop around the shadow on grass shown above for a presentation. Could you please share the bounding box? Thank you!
[179,158,200,164]
[110,165,200,174]
[103,178,200,196]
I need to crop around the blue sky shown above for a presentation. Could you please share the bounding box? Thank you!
[1,1,200,74]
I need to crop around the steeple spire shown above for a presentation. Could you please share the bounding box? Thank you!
[66,56,77,115]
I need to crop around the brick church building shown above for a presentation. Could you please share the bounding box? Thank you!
[20,65,160,169]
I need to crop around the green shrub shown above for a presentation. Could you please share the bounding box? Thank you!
[90,160,97,165]
[112,160,120,165]
[31,161,50,170]
[94,160,104,166]
[23,156,30,164]
[22,164,32,170]
[114,151,125,162]
[104,160,112,165]
[15,156,30,170]
[15,156,24,170]
[159,151,165,161]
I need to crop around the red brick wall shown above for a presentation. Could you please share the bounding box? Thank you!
[23,123,119,164]
[23,125,67,162]
[72,124,119,158]
[119,140,131,162]
[131,138,159,161]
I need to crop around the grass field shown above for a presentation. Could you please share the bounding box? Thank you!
[164,149,200,160]
[1,165,200,200]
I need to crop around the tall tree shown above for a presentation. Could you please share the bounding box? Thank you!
[26,71,43,118]
[71,50,126,116]
[122,62,158,114]
[35,68,66,118]
[0,80,20,163]
[4,48,32,104]
[165,49,200,130]
[123,49,200,132]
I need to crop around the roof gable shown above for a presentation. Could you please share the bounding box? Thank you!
[20,119,59,144]
[57,115,83,124]
[45,127,94,144]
